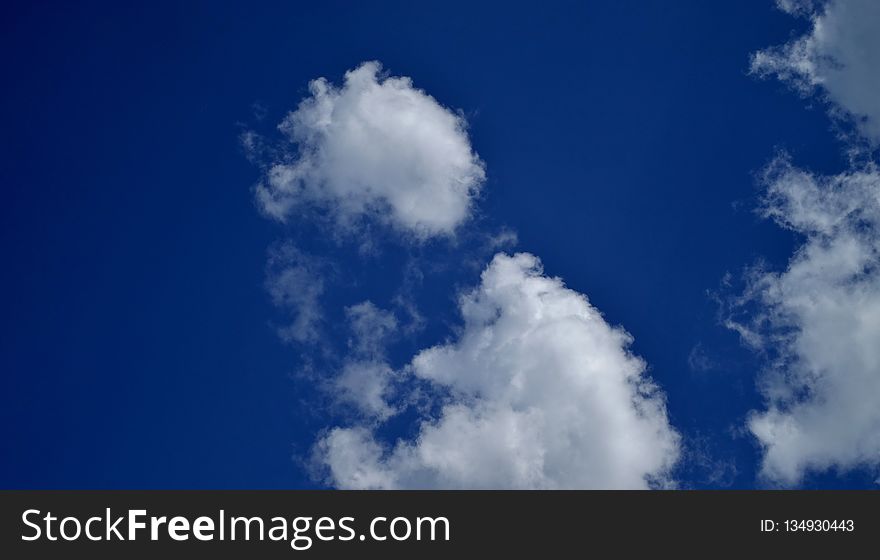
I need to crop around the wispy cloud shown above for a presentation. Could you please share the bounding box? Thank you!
[265,243,329,345]
[730,157,880,485]
[733,0,880,485]
[751,0,880,144]
[687,343,717,373]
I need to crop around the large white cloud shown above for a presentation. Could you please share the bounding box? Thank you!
[255,61,486,238]
[315,253,681,489]
[751,0,880,143]
[730,157,880,485]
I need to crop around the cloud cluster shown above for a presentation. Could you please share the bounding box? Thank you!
[737,0,880,486]
[732,157,880,484]
[252,62,680,489]
[316,253,681,489]
[255,61,486,238]
[751,0,880,143]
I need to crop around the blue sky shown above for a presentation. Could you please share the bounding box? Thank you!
[2,0,878,489]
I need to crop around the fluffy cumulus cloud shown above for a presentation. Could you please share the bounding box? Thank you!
[255,61,486,238]
[731,158,880,484]
[315,253,681,489]
[252,62,680,488]
[751,0,880,143]
[735,0,880,486]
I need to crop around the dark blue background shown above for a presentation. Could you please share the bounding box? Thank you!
[1,1,870,488]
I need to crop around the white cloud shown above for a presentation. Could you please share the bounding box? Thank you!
[255,61,486,238]
[730,157,880,485]
[265,244,326,344]
[333,360,397,421]
[315,253,681,489]
[345,301,398,357]
[751,0,880,143]
[331,301,400,420]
